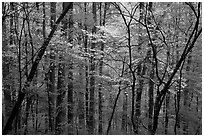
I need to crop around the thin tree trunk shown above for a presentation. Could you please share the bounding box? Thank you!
[174,61,184,134]
[106,61,125,135]
[122,92,128,133]
[148,51,154,134]
[42,2,48,134]
[146,3,154,134]
[55,51,66,134]
[23,31,29,135]
[67,2,74,134]
[77,15,85,135]
[47,2,57,132]
[78,63,85,134]
[35,4,40,134]
[55,3,68,134]
[134,3,145,134]
[135,64,146,134]
[164,92,170,134]
[183,53,191,134]
[98,3,103,134]
[2,2,12,129]
[174,32,181,134]
[88,2,97,135]
[98,2,108,134]
[83,3,89,133]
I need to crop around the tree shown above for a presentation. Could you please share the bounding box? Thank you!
[87,2,97,134]
[67,2,74,135]
[55,3,68,134]
[98,2,108,134]
[47,2,56,132]
[83,3,89,133]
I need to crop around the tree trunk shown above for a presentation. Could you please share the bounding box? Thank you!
[135,63,146,134]
[47,2,57,132]
[2,2,12,129]
[98,2,108,134]
[174,33,181,135]
[88,2,97,134]
[67,2,74,135]
[148,50,154,134]
[134,2,145,134]
[55,52,66,134]
[77,17,85,135]
[122,92,128,133]
[55,3,68,134]
[183,52,191,134]
[83,3,90,133]
[164,91,170,134]
[42,2,49,134]
[98,3,103,134]
[23,31,29,135]
[106,61,125,135]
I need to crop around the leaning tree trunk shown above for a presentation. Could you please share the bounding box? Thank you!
[2,3,73,135]
[106,60,125,135]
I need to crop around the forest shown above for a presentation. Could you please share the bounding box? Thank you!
[2,2,202,135]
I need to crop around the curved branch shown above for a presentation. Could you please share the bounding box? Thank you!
[185,2,198,18]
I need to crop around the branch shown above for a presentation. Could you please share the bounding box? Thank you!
[144,15,163,84]
[185,2,198,18]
